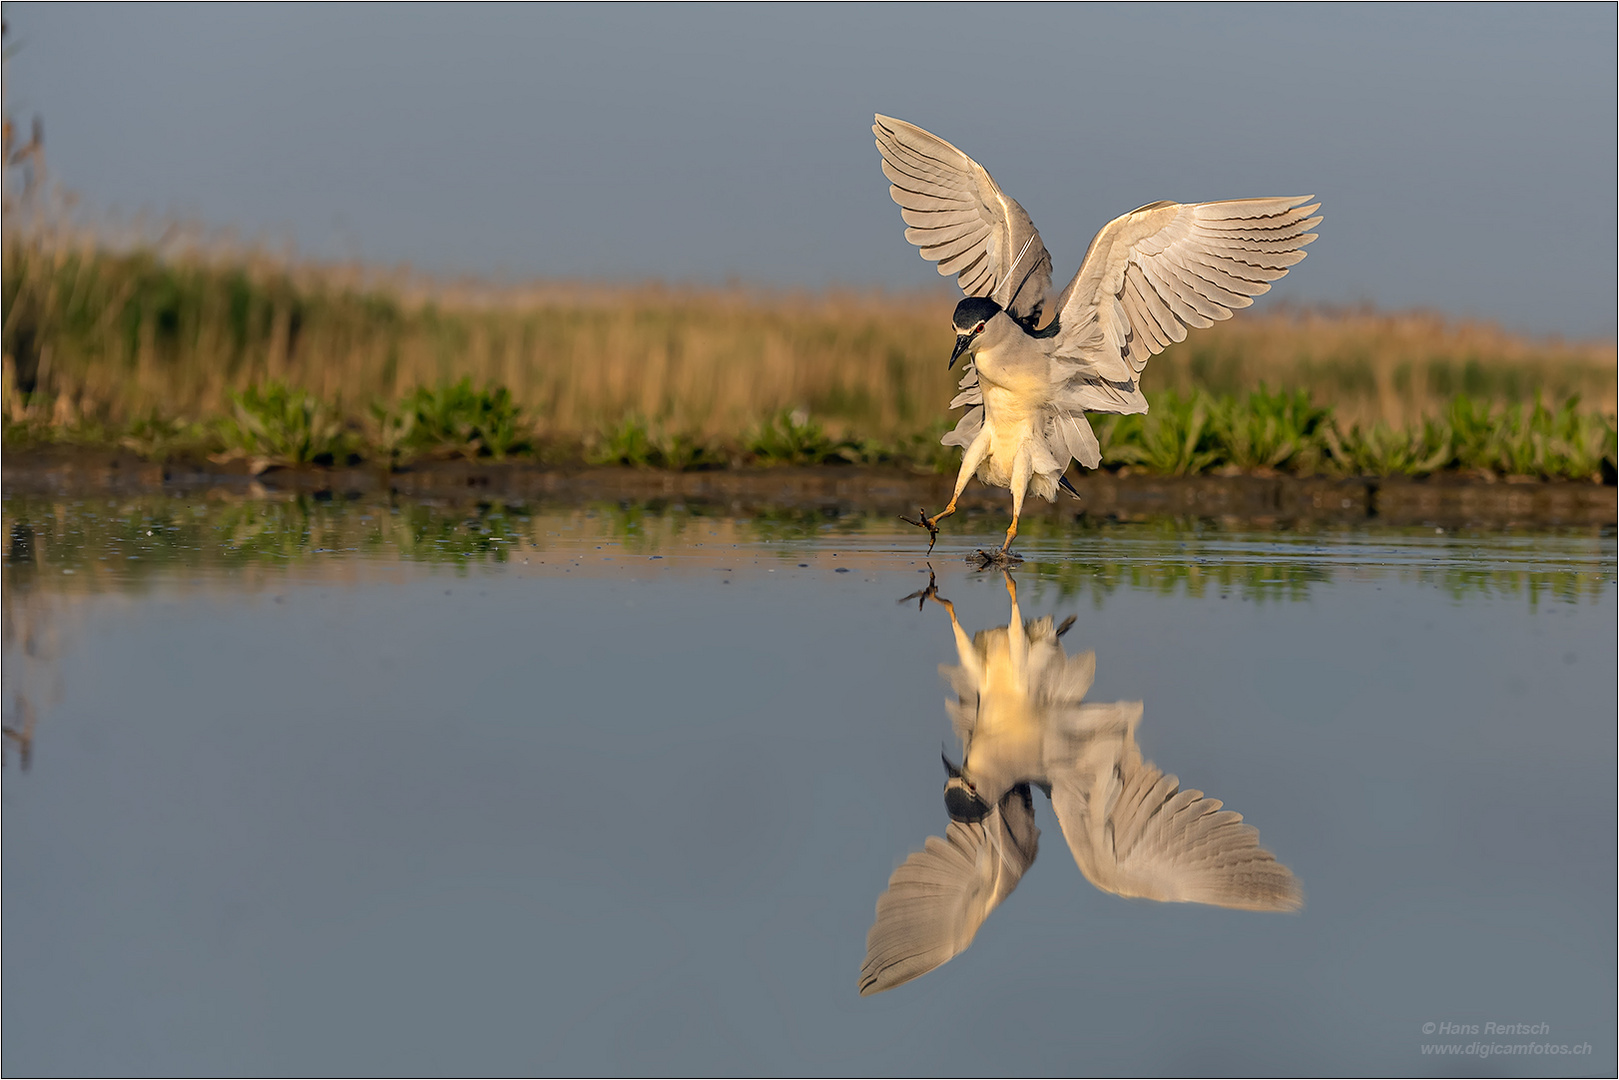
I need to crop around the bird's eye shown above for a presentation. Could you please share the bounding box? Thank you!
[974,322,986,334]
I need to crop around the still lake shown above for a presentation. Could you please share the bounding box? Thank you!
[3,493,1614,1075]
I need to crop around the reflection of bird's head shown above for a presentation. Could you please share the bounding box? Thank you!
[941,751,992,823]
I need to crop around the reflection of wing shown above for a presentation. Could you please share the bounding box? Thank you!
[1049,726,1302,911]
[859,787,1040,995]
[1028,638,1095,708]
[874,115,1054,323]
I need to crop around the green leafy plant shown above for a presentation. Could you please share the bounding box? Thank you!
[1209,386,1335,474]
[656,430,725,471]
[1325,420,1451,477]
[1104,391,1220,475]
[377,378,531,461]
[587,414,725,470]
[119,411,209,461]
[215,382,354,469]
[1443,394,1616,480]
[746,409,839,465]
[589,415,659,467]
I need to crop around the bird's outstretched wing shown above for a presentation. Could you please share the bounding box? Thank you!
[1051,197,1321,385]
[859,786,1040,995]
[874,115,1054,324]
[1048,718,1303,912]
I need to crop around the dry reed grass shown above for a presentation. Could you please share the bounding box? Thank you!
[3,225,1613,444]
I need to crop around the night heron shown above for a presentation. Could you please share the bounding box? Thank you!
[874,114,1321,561]
[859,574,1301,995]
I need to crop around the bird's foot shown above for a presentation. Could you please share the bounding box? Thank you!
[899,507,943,553]
[898,565,940,610]
[969,547,1023,569]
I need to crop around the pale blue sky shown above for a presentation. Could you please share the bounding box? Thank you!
[5,4,1615,336]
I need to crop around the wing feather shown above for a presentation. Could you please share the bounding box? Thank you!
[915,227,988,263]
[1160,250,1254,309]
[1127,264,1186,345]
[1175,250,1276,294]
[1051,196,1320,393]
[900,208,986,229]
[859,788,1040,995]
[1049,738,1303,912]
[1122,269,1173,351]
[875,115,1053,322]
[1138,257,1219,328]
[938,244,989,277]
[958,261,995,296]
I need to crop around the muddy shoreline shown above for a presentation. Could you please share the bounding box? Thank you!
[3,447,1613,528]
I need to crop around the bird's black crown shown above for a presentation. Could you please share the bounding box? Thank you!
[952,296,1003,332]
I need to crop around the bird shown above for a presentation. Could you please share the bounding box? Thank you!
[874,114,1321,561]
[859,573,1301,996]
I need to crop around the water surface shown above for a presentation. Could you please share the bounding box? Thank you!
[4,496,1614,1075]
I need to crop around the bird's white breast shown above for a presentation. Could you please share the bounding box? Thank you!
[972,335,1052,469]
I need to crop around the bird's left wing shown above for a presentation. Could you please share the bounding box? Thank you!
[859,786,1039,995]
[874,115,1054,324]
[1048,734,1303,912]
[1050,197,1321,384]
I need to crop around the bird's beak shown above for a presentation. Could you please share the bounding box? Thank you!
[941,750,963,779]
[948,333,974,369]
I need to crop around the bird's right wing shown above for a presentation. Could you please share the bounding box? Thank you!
[1048,726,1303,912]
[1050,197,1321,385]
[874,115,1054,324]
[859,787,1040,995]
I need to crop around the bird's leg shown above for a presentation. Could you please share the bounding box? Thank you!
[1000,456,1030,557]
[972,455,1028,567]
[1001,517,1019,553]
[904,430,991,553]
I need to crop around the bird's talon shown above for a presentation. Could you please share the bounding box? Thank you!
[901,507,942,552]
[899,567,939,609]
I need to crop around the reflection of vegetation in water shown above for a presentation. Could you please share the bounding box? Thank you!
[0,494,1611,606]
[1021,553,1324,607]
[3,521,69,769]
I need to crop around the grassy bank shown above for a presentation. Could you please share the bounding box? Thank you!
[3,231,1615,480]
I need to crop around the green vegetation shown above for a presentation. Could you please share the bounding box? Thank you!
[216,382,355,468]
[1099,393,1221,476]
[2,233,1615,481]
[371,378,530,463]
[586,414,724,470]
[7,377,1616,482]
[745,409,844,465]
[1209,387,1334,474]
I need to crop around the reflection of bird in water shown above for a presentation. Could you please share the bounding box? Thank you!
[875,115,1320,562]
[861,573,1301,995]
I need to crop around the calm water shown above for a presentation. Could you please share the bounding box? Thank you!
[3,495,1615,1075]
